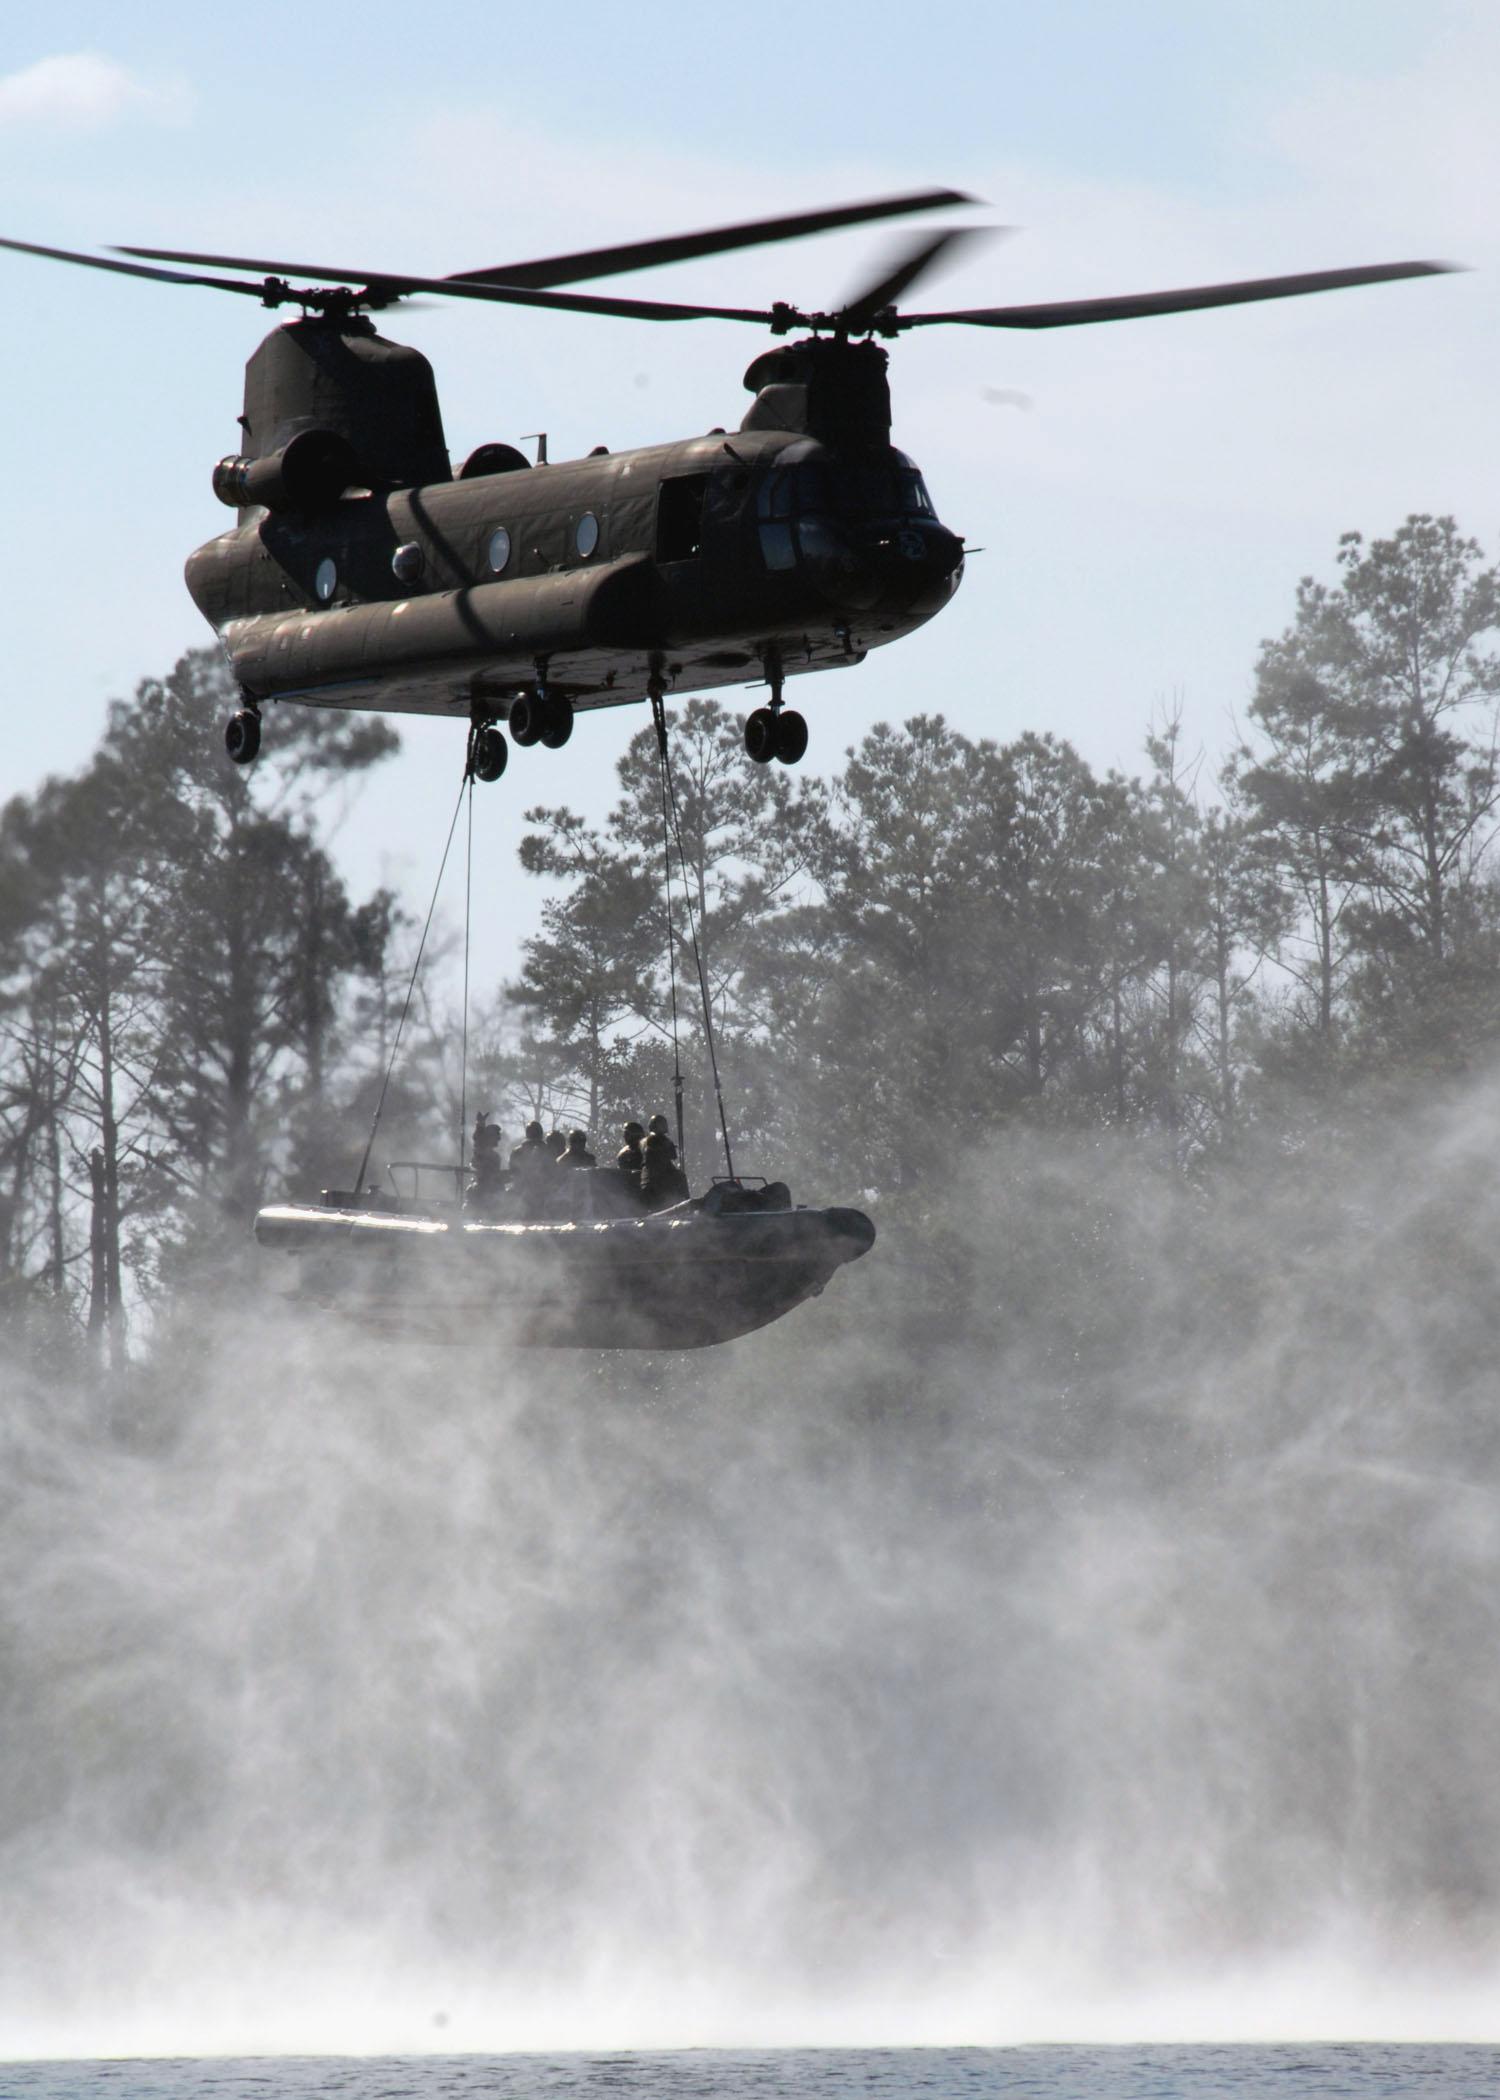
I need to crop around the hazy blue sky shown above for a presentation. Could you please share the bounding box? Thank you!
[1,2,1494,987]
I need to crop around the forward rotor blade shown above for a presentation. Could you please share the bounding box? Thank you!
[119,244,778,322]
[119,244,428,288]
[121,187,979,301]
[840,226,998,328]
[899,259,1463,330]
[381,277,775,323]
[0,234,280,299]
[448,187,976,288]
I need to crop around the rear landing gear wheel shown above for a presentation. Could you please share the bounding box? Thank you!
[539,694,574,748]
[473,724,508,782]
[225,709,261,765]
[745,707,778,765]
[773,709,808,765]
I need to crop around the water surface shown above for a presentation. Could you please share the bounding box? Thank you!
[5,2050,1498,2100]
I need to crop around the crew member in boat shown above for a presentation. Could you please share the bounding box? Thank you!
[559,1130,597,1169]
[617,1121,646,1178]
[647,1113,679,1162]
[510,1120,547,1172]
[508,1120,552,1218]
[468,1113,504,1209]
[641,1129,690,1210]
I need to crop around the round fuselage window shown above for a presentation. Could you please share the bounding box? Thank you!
[391,541,424,586]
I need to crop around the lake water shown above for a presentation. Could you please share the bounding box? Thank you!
[3,2051,1498,2100]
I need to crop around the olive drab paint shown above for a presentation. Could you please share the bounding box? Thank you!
[0,196,1456,775]
[184,319,967,747]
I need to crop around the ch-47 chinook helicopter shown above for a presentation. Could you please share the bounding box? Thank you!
[2,195,1457,781]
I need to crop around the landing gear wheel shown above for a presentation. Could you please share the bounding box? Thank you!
[473,724,508,782]
[539,695,574,748]
[225,709,261,765]
[745,707,778,765]
[508,691,543,746]
[773,709,808,765]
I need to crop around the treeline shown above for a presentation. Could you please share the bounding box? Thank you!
[513,514,1500,1190]
[0,655,404,1367]
[4,513,1500,1361]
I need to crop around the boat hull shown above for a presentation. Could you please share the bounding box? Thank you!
[253,1199,876,1349]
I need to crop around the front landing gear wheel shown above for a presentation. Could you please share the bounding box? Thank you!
[473,724,508,782]
[774,709,808,765]
[745,707,778,764]
[225,709,261,765]
[508,692,543,746]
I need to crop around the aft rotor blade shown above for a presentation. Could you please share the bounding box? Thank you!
[899,259,1463,329]
[839,226,998,329]
[0,234,281,299]
[448,188,977,288]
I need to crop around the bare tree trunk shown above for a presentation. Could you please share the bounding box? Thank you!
[88,1146,108,1348]
[1164,945,1181,1146]
[224,882,257,1219]
[47,1075,65,1294]
[96,997,127,1372]
[1317,858,1334,1035]
[1215,916,1236,1134]
[1109,976,1127,1124]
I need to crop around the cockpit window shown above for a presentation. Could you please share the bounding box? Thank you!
[758,460,934,522]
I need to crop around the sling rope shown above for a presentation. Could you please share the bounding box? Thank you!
[458,773,475,1199]
[351,762,471,1198]
[651,696,687,1170]
[651,691,736,1182]
[352,705,733,1202]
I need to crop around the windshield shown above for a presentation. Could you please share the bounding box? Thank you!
[757,458,935,523]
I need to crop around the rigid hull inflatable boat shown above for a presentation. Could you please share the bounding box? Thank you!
[254,1186,876,1349]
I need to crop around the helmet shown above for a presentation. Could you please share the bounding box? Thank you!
[648,1114,670,1136]
[623,1121,645,1141]
[525,1120,545,1143]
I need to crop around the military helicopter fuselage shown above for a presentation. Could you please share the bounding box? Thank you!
[1,191,1454,775]
[184,317,965,758]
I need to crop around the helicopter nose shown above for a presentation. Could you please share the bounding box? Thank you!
[867,521,966,609]
[927,525,965,580]
[884,521,964,578]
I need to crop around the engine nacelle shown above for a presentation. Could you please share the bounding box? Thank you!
[212,427,361,513]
